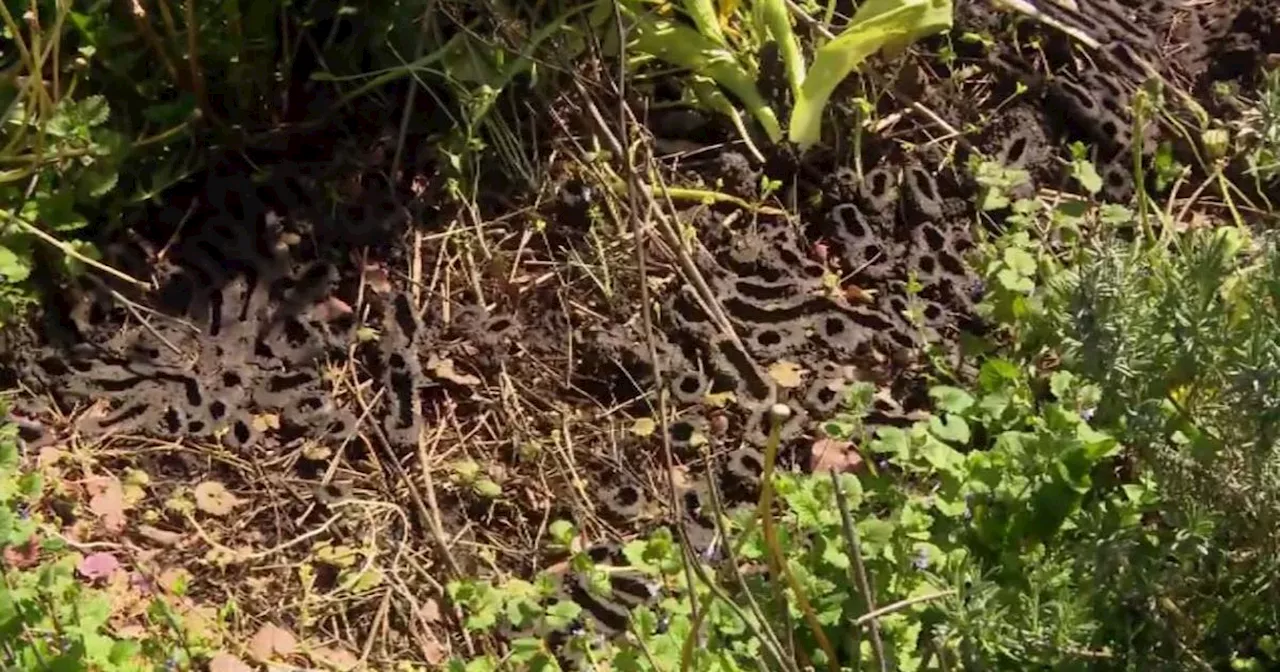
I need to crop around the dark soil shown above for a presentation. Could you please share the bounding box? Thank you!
[4,0,1280,663]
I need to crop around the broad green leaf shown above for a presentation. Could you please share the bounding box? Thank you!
[996,268,1035,293]
[544,600,581,630]
[0,245,31,282]
[1003,246,1037,276]
[791,0,952,149]
[928,385,975,414]
[929,414,971,445]
[871,426,910,457]
[1049,370,1075,401]
[78,95,110,128]
[1072,158,1103,194]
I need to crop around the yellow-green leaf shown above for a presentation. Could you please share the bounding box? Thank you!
[789,0,953,150]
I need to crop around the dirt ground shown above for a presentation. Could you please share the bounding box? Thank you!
[3,0,1278,666]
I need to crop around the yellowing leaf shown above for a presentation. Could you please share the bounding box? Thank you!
[630,417,657,437]
[768,360,806,388]
[704,391,737,408]
[252,413,281,433]
[194,481,241,517]
[314,543,360,569]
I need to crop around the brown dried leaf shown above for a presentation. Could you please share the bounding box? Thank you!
[768,360,806,389]
[428,355,481,387]
[194,481,241,517]
[421,597,441,623]
[137,524,185,547]
[208,652,254,672]
[809,438,864,474]
[87,476,127,532]
[249,623,298,663]
[310,645,360,671]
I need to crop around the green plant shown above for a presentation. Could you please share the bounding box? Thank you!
[446,363,1150,670]
[0,409,208,670]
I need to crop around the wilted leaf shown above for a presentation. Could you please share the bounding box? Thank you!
[473,478,502,498]
[252,413,281,433]
[768,360,806,388]
[310,646,360,671]
[314,543,360,569]
[208,652,254,672]
[87,476,127,532]
[194,481,242,517]
[78,552,120,580]
[704,390,737,407]
[137,524,184,547]
[428,355,481,386]
[809,438,864,474]
[630,417,656,437]
[249,623,298,663]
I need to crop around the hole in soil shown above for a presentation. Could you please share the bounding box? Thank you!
[678,375,702,395]
[614,486,639,507]
[925,303,944,321]
[825,318,846,337]
[817,387,837,404]
[487,318,514,333]
[756,330,782,347]
[163,409,182,433]
[209,401,227,419]
[389,353,406,370]
[670,422,695,442]
[284,319,309,346]
[269,372,313,392]
[187,421,205,433]
[939,252,965,276]
[918,255,937,274]
[923,224,947,251]
[1006,136,1028,164]
[223,372,242,387]
[393,295,417,340]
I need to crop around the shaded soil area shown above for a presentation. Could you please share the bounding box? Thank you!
[3,0,1278,664]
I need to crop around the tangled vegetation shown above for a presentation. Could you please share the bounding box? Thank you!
[3,0,1280,670]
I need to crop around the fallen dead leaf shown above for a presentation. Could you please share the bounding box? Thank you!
[629,417,656,437]
[768,360,806,389]
[249,623,298,663]
[252,413,281,433]
[428,355,481,386]
[2,536,40,569]
[87,476,127,532]
[310,645,360,671]
[77,552,120,580]
[158,567,191,594]
[137,524,184,547]
[809,438,865,474]
[421,597,441,623]
[208,652,254,672]
[194,481,241,517]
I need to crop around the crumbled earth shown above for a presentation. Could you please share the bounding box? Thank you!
[3,0,1279,663]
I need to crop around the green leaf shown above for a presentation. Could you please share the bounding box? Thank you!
[871,426,910,457]
[548,520,575,547]
[1002,247,1037,276]
[928,386,975,414]
[0,245,31,283]
[928,414,971,445]
[996,268,1034,293]
[790,0,952,149]
[544,600,581,630]
[1049,371,1075,401]
[627,11,782,142]
[77,96,110,128]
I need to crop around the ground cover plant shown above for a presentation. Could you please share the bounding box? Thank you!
[2,0,1280,670]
